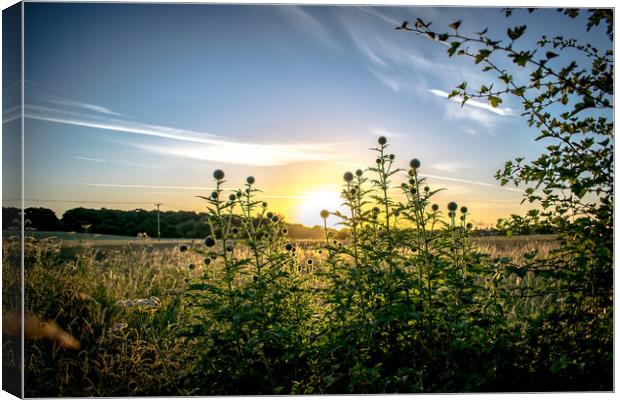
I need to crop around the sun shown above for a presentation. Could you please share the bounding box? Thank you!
[295,187,345,228]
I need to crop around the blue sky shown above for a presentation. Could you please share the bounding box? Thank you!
[5,3,611,227]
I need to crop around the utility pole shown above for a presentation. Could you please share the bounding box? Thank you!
[154,203,163,241]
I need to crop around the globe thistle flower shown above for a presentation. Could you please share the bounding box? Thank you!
[466,222,473,229]
[408,178,416,185]
[376,158,382,164]
[211,191,219,199]
[448,211,455,218]
[262,202,268,208]
[179,244,188,252]
[246,176,255,185]
[282,228,288,234]
[409,159,421,169]
[203,257,211,265]
[320,209,329,219]
[389,154,395,160]
[236,190,242,198]
[307,259,313,265]
[460,215,465,221]
[285,243,294,252]
[408,169,414,177]
[448,202,458,212]
[271,215,279,223]
[372,206,380,215]
[343,171,354,182]
[232,227,239,235]
[226,245,233,252]
[378,136,387,145]
[409,187,416,194]
[266,211,274,219]
[229,194,236,202]
[204,237,216,247]
[424,186,430,192]
[189,264,196,271]
[355,169,363,177]
[432,204,439,212]
[350,187,357,195]
[213,169,225,180]
[460,206,468,214]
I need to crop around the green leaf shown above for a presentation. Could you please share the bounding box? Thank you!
[449,20,462,30]
[475,49,492,64]
[488,96,502,108]
[507,25,527,41]
[447,41,461,57]
[546,51,559,59]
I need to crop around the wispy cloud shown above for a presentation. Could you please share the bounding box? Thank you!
[428,89,515,116]
[25,104,342,167]
[71,183,224,191]
[278,6,338,50]
[373,128,406,138]
[73,155,164,169]
[430,162,470,173]
[73,156,105,162]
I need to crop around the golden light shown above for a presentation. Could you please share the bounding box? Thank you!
[295,187,345,228]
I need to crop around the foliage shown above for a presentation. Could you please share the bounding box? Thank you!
[397,7,613,389]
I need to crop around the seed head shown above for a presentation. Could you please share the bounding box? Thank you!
[424,186,430,192]
[307,259,313,265]
[320,209,330,219]
[447,201,458,212]
[372,207,380,215]
[389,154,395,160]
[408,178,416,185]
[466,223,473,229]
[236,190,242,198]
[285,243,294,252]
[376,158,382,164]
[271,215,279,223]
[211,191,219,199]
[409,187,416,194]
[343,171,354,182]
[189,263,195,270]
[282,228,288,234]
[246,176,255,185]
[432,204,439,212]
[204,237,216,247]
[378,136,387,145]
[232,227,239,235]
[213,169,225,180]
[228,194,236,202]
[262,202,268,208]
[203,257,211,265]
[179,244,188,252]
[460,206,468,214]
[350,188,357,195]
[355,169,363,177]
[266,211,274,219]
[409,159,421,169]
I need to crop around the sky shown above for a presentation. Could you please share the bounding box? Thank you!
[3,3,612,228]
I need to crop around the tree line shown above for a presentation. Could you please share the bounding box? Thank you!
[2,206,328,240]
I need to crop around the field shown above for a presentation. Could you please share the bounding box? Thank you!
[3,222,609,395]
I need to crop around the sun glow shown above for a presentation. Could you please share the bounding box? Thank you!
[295,188,346,228]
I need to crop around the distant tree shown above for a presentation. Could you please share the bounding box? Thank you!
[24,207,60,231]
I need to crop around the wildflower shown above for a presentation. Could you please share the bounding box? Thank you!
[271,215,279,223]
[189,264,196,270]
[307,259,313,265]
[343,171,354,182]
[232,227,239,235]
[203,257,211,265]
[246,176,255,185]
[213,169,225,180]
[204,237,216,247]
[229,194,236,201]
[466,222,473,229]
[355,169,363,177]
[320,209,330,219]
[376,158,382,164]
[460,206,468,214]
[236,191,242,198]
[226,246,233,252]
[389,154,395,160]
[266,211,274,219]
[409,187,416,194]
[378,136,387,145]
[408,178,416,185]
[179,244,189,252]
[448,202,458,212]
[350,187,357,195]
[410,159,421,169]
[285,243,294,251]
[282,228,288,234]
[432,204,439,212]
[210,191,219,199]
[262,202,268,208]
[424,186,430,192]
